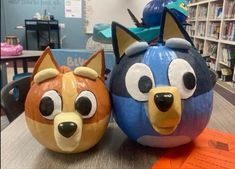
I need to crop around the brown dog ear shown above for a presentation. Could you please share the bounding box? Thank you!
[32,47,60,83]
[83,49,105,81]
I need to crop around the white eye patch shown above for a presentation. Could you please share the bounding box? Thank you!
[168,59,197,99]
[125,63,155,101]
[125,41,148,57]
[166,38,192,50]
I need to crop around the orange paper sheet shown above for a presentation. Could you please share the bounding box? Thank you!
[152,128,235,169]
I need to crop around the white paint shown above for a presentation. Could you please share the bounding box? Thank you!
[125,41,148,57]
[166,38,191,50]
[41,90,62,120]
[125,63,155,101]
[168,59,196,99]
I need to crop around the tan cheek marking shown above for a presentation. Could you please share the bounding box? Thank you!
[62,72,78,112]
[26,115,110,153]
[25,117,58,151]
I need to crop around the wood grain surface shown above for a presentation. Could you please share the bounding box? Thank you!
[1,92,235,169]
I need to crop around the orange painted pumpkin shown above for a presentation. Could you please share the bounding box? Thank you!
[25,47,111,153]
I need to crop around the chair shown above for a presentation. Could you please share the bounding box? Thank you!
[1,76,31,122]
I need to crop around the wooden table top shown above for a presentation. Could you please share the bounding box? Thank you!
[1,92,235,169]
[0,50,42,61]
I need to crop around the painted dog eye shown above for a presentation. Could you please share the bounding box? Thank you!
[39,90,62,120]
[125,63,155,101]
[75,91,97,118]
[168,59,197,99]
[138,76,153,93]
[183,72,196,90]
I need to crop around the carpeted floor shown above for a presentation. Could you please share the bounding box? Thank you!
[214,81,235,105]
[1,115,9,131]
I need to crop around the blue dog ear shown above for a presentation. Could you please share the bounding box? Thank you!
[112,22,142,63]
[159,8,194,47]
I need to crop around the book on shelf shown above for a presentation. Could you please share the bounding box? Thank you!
[198,5,207,19]
[207,22,220,39]
[210,3,223,19]
[209,60,216,71]
[186,22,195,36]
[222,22,235,41]
[233,64,235,84]
[195,42,204,54]
[207,43,217,59]
[224,0,235,19]
[197,22,206,36]
[221,68,233,81]
[220,47,235,68]
[188,6,196,20]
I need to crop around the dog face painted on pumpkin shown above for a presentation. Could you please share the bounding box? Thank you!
[110,9,217,148]
[25,48,111,153]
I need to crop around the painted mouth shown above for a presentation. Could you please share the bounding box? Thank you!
[55,134,81,152]
[152,125,178,135]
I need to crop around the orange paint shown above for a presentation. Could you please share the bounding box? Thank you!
[25,47,111,153]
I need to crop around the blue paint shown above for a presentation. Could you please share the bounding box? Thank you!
[110,41,214,147]
[112,90,213,141]
[111,94,155,141]
[110,8,215,147]
[1,0,90,49]
[143,0,189,27]
[143,46,177,86]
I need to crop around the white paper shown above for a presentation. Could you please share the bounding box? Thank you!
[85,0,150,33]
[65,0,82,18]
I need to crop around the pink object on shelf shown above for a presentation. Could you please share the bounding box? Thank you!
[1,43,23,56]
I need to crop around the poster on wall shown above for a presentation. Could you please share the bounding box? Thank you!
[85,0,150,33]
[65,0,82,18]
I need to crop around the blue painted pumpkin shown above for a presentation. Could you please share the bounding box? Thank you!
[143,0,189,27]
[110,9,216,148]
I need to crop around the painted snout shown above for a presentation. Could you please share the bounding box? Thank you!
[54,112,82,152]
[148,87,181,135]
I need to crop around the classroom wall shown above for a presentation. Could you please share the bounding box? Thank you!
[1,0,90,49]
[1,1,7,41]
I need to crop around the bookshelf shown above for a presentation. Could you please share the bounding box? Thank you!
[187,0,235,88]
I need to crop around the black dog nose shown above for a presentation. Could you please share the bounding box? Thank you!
[58,122,77,138]
[154,93,174,112]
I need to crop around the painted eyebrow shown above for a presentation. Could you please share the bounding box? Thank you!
[165,38,191,50]
[34,68,59,84]
[125,41,148,57]
[73,67,98,80]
